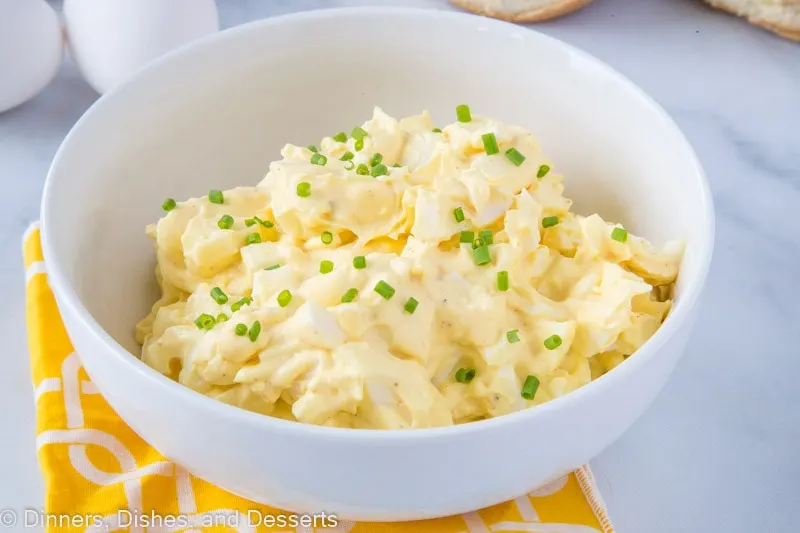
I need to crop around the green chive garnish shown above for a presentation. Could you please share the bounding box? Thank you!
[217,214,234,230]
[250,216,273,228]
[453,207,465,223]
[210,287,228,305]
[542,216,559,228]
[432,128,442,133]
[356,163,369,175]
[374,280,395,300]
[456,104,472,123]
[248,320,261,342]
[307,145,318,153]
[297,182,311,197]
[264,264,281,271]
[370,153,383,166]
[537,165,550,178]
[245,218,256,227]
[208,190,224,204]
[505,148,526,166]
[497,271,509,292]
[234,323,248,336]
[311,153,327,166]
[333,132,348,143]
[351,126,368,140]
[344,161,355,170]
[521,375,540,400]
[506,329,520,343]
[321,231,333,245]
[392,163,401,167]
[544,334,562,350]
[473,245,491,266]
[455,368,476,383]
[611,227,628,243]
[216,313,229,323]
[460,230,474,244]
[340,151,355,161]
[341,288,359,303]
[162,198,177,211]
[194,313,216,331]
[277,290,292,308]
[354,138,364,151]
[482,132,499,155]
[472,238,484,250]
[320,260,334,274]
[370,164,388,177]
[353,256,366,269]
[230,297,252,312]
[404,297,419,314]
[479,229,493,245]
[245,232,261,245]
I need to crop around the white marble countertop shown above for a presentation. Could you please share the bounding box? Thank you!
[2,0,799,532]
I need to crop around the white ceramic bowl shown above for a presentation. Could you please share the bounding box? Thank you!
[41,7,714,521]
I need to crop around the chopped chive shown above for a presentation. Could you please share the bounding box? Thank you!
[370,164,388,177]
[374,280,395,300]
[208,190,224,204]
[521,375,540,400]
[456,104,472,123]
[356,163,369,175]
[344,161,355,170]
[194,313,216,331]
[216,313,229,323]
[544,334,563,350]
[245,218,256,227]
[504,148,526,166]
[320,260,334,274]
[482,132,499,155]
[307,145,318,153]
[542,216,559,228]
[453,207,465,223]
[537,164,551,178]
[479,229,493,245]
[311,153,328,166]
[248,320,261,342]
[321,231,333,245]
[497,271,509,292]
[252,215,273,228]
[264,264,281,271]
[351,126,368,140]
[455,368,476,383]
[611,227,628,243]
[506,329,520,343]
[162,198,177,212]
[297,182,311,198]
[234,323,248,336]
[354,138,364,151]
[353,256,367,269]
[333,132,348,143]
[392,163,401,168]
[473,245,491,266]
[217,214,234,230]
[245,232,261,245]
[460,230,475,244]
[277,289,292,308]
[210,287,228,305]
[340,151,355,161]
[230,296,252,312]
[432,128,442,133]
[341,288,359,303]
[370,153,383,167]
[472,238,484,250]
[404,297,419,314]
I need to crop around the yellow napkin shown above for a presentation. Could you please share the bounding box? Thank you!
[24,222,614,533]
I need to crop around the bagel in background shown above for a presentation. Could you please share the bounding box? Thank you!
[703,0,800,40]
[449,0,594,22]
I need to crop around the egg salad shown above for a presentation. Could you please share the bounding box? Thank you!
[136,106,684,430]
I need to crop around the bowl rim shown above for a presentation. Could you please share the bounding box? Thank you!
[41,6,715,443]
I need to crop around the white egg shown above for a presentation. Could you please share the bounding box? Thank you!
[0,0,63,113]
[63,0,219,94]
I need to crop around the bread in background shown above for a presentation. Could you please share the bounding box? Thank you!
[703,0,800,41]
[449,0,594,22]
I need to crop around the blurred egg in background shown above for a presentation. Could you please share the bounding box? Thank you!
[63,0,219,95]
[0,0,64,113]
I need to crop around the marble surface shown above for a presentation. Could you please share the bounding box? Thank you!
[2,0,799,531]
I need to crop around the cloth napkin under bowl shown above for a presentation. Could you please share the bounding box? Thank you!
[23,222,614,533]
